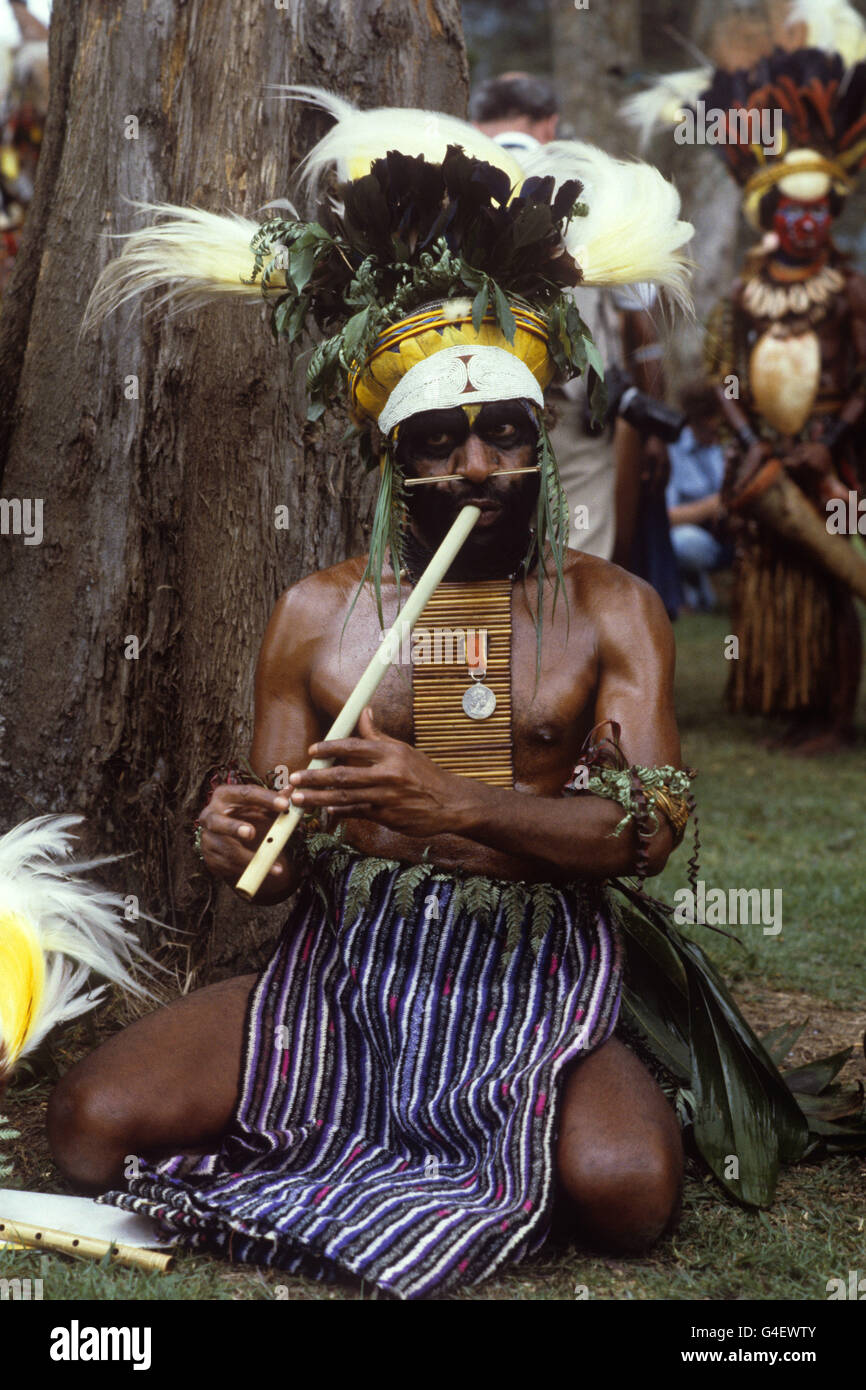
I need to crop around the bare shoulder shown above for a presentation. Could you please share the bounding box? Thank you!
[564,548,671,620]
[267,556,368,631]
[257,556,369,682]
[564,549,675,659]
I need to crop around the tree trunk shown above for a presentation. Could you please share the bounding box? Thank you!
[551,0,641,156]
[0,0,468,982]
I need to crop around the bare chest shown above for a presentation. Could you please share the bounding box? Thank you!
[307,582,597,792]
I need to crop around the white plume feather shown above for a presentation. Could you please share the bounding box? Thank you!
[520,141,694,312]
[0,816,159,1081]
[82,202,272,332]
[274,84,526,192]
[787,0,866,64]
[620,68,712,149]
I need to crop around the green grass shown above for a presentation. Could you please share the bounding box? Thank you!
[655,612,866,1003]
[2,1157,862,1302]
[2,610,864,1301]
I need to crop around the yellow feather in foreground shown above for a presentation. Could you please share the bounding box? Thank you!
[0,816,156,1093]
[0,910,45,1072]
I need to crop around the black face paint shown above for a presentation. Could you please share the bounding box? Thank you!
[397,400,541,578]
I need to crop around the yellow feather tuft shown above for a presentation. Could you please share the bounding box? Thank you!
[0,910,45,1075]
[0,816,158,1092]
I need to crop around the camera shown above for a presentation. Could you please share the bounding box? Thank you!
[590,364,687,444]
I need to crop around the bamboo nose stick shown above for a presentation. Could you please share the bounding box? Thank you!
[235,503,482,899]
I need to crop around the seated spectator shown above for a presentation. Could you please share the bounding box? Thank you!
[666,385,733,611]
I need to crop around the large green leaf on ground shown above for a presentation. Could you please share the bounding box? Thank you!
[794,1085,865,1124]
[680,941,811,1208]
[761,1021,808,1066]
[610,894,691,1080]
[782,1049,854,1096]
[610,884,810,1205]
[621,984,690,1083]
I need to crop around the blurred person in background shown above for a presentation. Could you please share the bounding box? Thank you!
[0,0,48,296]
[666,384,733,612]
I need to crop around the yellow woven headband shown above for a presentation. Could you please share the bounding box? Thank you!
[348,302,556,432]
[742,151,857,225]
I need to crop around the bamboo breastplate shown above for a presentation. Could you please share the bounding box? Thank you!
[411,578,514,788]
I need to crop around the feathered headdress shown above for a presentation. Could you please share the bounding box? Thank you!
[623,0,866,227]
[0,816,156,1099]
[84,88,693,629]
[704,46,866,225]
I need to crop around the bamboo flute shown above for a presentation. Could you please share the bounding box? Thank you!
[0,1217,174,1273]
[235,503,483,899]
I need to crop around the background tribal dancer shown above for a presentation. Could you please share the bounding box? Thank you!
[627,0,866,751]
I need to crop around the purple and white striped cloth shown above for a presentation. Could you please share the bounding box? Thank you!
[101,847,622,1298]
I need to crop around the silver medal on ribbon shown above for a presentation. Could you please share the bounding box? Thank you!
[462,682,497,720]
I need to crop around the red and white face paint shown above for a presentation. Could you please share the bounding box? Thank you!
[772,196,832,257]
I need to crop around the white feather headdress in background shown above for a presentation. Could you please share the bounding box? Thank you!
[621,68,712,150]
[622,1,866,149]
[787,0,866,65]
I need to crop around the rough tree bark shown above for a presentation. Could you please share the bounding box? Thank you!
[551,0,640,157]
[0,0,468,981]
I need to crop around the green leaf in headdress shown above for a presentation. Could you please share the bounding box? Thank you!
[582,333,605,380]
[588,369,608,427]
[340,306,372,370]
[491,282,517,344]
[471,281,490,333]
[288,243,317,295]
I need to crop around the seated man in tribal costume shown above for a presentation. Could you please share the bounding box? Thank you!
[48,89,702,1299]
[49,393,684,1261]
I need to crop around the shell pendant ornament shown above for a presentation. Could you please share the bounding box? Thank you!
[749,328,821,436]
[462,679,497,720]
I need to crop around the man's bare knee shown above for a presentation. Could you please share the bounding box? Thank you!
[47,1063,133,1194]
[46,973,257,1193]
[558,1127,683,1253]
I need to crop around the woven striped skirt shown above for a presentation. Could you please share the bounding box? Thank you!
[101,844,622,1298]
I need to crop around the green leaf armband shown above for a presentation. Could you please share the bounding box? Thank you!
[562,720,698,885]
[583,765,694,839]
